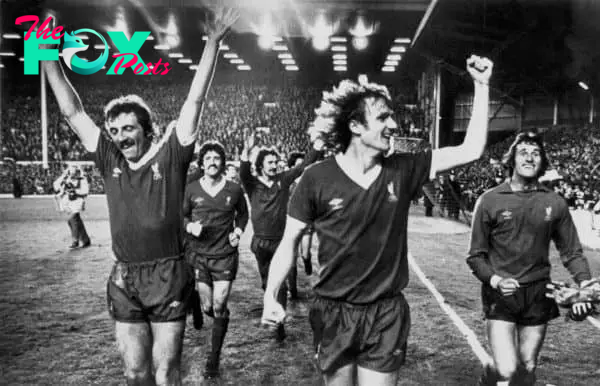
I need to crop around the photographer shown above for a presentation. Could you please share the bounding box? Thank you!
[53,165,91,249]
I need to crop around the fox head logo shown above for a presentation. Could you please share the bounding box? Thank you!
[62,29,109,75]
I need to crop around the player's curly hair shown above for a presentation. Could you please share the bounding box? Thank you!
[502,131,549,178]
[255,147,279,176]
[308,77,392,152]
[198,140,227,175]
[104,95,156,138]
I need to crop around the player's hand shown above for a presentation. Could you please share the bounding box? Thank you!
[466,55,493,86]
[497,278,520,296]
[243,128,256,150]
[186,222,203,237]
[569,302,593,322]
[580,278,600,291]
[203,4,239,41]
[261,293,286,327]
[228,232,240,247]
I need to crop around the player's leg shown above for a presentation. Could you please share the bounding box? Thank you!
[323,364,356,386]
[146,258,194,386]
[516,325,547,386]
[115,321,155,385]
[205,280,233,378]
[310,297,359,385]
[151,321,186,386]
[74,212,91,246]
[487,320,519,385]
[250,236,271,290]
[67,214,78,248]
[108,262,154,384]
[357,295,410,386]
[514,280,558,385]
[287,256,298,299]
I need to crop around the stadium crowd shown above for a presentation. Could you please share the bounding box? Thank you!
[2,76,599,218]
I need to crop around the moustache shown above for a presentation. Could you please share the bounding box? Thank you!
[119,139,136,149]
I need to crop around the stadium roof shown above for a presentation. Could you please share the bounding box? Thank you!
[1,0,599,93]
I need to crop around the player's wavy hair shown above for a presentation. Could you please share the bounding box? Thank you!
[198,140,227,174]
[255,147,280,176]
[104,95,158,138]
[287,151,305,169]
[308,76,392,152]
[502,131,549,178]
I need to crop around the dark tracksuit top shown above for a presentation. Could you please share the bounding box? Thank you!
[239,148,321,241]
[467,182,591,285]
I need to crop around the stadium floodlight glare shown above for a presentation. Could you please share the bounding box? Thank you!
[278,53,293,59]
[237,64,252,71]
[390,46,406,53]
[285,65,299,71]
[579,81,589,90]
[258,35,275,50]
[333,65,347,71]
[189,65,198,70]
[384,60,399,66]
[272,44,288,51]
[387,54,402,61]
[394,37,411,44]
[223,53,238,59]
[75,35,89,40]
[332,53,347,60]
[0,52,16,56]
[0,63,5,68]
[382,66,395,72]
[94,44,107,50]
[146,35,155,40]
[2,33,21,39]
[331,45,347,52]
[19,57,24,62]
[219,44,230,51]
[230,58,244,64]
[352,36,368,51]
[154,44,169,50]
[330,36,347,43]
[333,59,346,65]
[202,36,208,41]
[168,52,184,58]
[281,59,295,65]
[312,35,330,51]
[178,58,192,64]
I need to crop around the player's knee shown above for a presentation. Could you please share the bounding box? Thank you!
[201,304,213,316]
[520,358,537,374]
[123,366,153,385]
[494,360,517,381]
[213,303,229,318]
[154,362,180,386]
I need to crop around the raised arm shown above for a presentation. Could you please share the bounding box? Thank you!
[431,55,493,176]
[239,128,258,193]
[176,6,239,146]
[41,31,100,152]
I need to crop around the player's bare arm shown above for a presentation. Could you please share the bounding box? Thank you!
[262,216,307,325]
[40,17,100,152]
[176,5,239,146]
[431,55,493,176]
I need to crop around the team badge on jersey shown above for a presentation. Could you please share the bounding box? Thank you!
[387,182,398,202]
[151,162,162,181]
[226,196,231,206]
[544,206,552,221]
[193,197,204,206]
[328,198,344,211]
[501,210,512,220]
[112,167,122,178]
